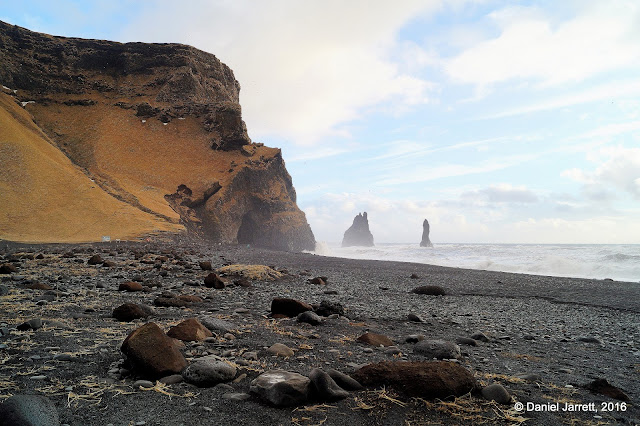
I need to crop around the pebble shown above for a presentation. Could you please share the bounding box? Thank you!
[267,343,294,357]
[159,374,183,385]
[481,383,512,404]
[222,392,251,401]
[297,311,322,325]
[30,375,47,380]
[53,353,74,361]
[133,380,154,388]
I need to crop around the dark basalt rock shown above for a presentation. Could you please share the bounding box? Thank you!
[420,219,433,247]
[341,212,374,247]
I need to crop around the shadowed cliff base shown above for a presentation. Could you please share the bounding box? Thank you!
[0,20,315,251]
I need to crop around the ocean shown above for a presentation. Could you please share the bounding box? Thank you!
[310,242,640,283]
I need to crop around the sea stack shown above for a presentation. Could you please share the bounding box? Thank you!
[420,219,433,247]
[342,212,374,247]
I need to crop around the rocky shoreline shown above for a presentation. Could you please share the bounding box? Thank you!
[0,240,638,425]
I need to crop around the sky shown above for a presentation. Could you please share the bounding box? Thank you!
[2,0,640,244]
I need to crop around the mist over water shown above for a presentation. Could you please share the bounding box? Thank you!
[309,242,640,282]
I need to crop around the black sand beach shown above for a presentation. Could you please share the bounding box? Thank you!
[1,240,638,425]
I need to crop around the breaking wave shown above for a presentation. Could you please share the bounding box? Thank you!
[309,243,640,282]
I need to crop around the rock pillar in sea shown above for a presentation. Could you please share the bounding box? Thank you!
[420,219,433,247]
[341,212,374,247]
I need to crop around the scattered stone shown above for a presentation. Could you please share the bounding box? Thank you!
[199,261,213,270]
[222,392,251,401]
[308,277,326,285]
[250,370,311,407]
[469,332,490,342]
[112,303,151,322]
[17,318,43,331]
[414,340,461,360]
[313,300,344,317]
[411,285,446,296]
[516,373,542,382]
[102,260,116,268]
[309,368,349,401]
[87,254,103,265]
[481,383,511,404]
[182,356,236,387]
[0,264,18,274]
[577,336,603,344]
[410,273,420,279]
[176,295,203,303]
[406,334,426,343]
[121,322,188,379]
[204,273,225,289]
[0,394,60,426]
[200,317,235,333]
[0,285,8,296]
[267,343,294,357]
[327,369,364,391]
[456,337,478,346]
[271,298,312,317]
[159,374,183,385]
[357,332,393,347]
[297,311,322,326]
[119,281,143,292]
[133,380,154,389]
[352,361,476,399]
[53,354,73,362]
[25,282,52,290]
[407,313,423,322]
[167,318,213,342]
[153,297,190,308]
[584,378,630,401]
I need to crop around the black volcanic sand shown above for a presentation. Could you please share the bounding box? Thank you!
[0,240,638,425]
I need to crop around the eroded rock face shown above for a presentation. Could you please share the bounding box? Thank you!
[0,21,315,251]
[420,219,433,247]
[341,212,374,247]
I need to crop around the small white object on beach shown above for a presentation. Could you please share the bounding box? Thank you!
[21,101,35,107]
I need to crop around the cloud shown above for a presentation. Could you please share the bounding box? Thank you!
[461,183,538,204]
[119,0,443,145]
[444,1,640,89]
[563,147,640,200]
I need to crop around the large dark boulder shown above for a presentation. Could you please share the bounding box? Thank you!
[351,361,476,399]
[341,212,374,247]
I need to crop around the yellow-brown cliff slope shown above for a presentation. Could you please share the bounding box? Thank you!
[0,21,315,251]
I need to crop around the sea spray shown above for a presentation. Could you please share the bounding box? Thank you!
[309,243,640,282]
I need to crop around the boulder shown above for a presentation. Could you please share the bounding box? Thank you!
[412,285,446,296]
[481,383,512,404]
[87,254,103,265]
[351,361,476,399]
[357,332,394,347]
[112,303,151,322]
[420,219,433,247]
[414,340,461,360]
[0,263,18,274]
[121,322,188,379]
[200,317,235,333]
[584,378,630,401]
[250,370,311,407]
[297,311,322,326]
[309,368,349,401]
[327,369,364,391]
[204,273,225,289]
[0,395,60,426]
[167,318,213,342]
[119,281,143,292]
[182,356,236,387]
[313,300,345,317]
[267,343,294,357]
[341,212,374,247]
[199,261,213,270]
[271,297,312,317]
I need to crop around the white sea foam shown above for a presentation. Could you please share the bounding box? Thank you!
[310,242,640,282]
